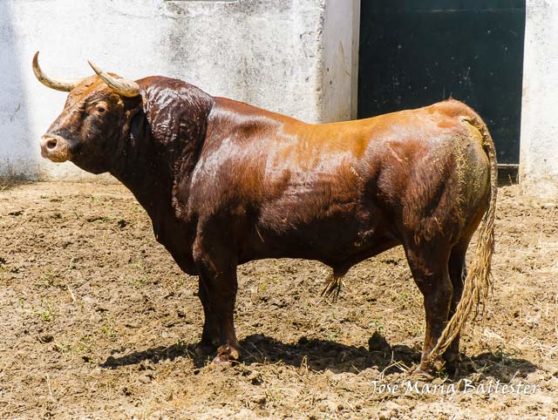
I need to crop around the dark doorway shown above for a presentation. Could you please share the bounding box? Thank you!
[358,0,526,165]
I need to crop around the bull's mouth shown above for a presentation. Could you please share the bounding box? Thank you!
[40,134,72,162]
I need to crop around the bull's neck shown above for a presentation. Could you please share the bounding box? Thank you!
[109,111,173,216]
[107,78,213,274]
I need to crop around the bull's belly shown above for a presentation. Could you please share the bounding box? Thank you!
[241,203,399,269]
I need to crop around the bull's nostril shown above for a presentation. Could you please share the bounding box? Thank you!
[46,139,58,150]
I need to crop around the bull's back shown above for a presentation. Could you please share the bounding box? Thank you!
[255,98,489,205]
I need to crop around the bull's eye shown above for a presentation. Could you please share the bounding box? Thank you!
[96,105,106,114]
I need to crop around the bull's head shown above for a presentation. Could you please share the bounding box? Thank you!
[33,52,142,173]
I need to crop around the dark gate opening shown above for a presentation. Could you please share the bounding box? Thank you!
[358,0,526,171]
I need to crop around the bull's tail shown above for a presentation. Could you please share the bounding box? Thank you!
[427,114,498,363]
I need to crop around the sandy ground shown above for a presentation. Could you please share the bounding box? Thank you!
[0,181,556,419]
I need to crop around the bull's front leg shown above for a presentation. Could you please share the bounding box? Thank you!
[197,276,220,353]
[193,235,240,365]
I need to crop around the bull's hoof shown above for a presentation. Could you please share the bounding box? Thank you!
[211,355,234,367]
[195,342,216,357]
[409,365,434,381]
[415,355,446,375]
[411,354,462,378]
[210,344,240,367]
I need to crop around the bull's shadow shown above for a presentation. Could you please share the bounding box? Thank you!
[237,334,420,374]
[101,333,537,381]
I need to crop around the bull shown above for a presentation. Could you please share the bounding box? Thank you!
[33,52,496,374]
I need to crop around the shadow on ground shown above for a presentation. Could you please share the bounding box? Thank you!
[101,333,538,381]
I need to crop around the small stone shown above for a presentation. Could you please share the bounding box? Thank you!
[251,375,263,385]
[38,334,54,343]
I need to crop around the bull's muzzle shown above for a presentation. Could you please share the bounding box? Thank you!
[40,134,72,162]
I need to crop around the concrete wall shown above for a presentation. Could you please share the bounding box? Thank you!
[0,0,360,180]
[520,0,558,200]
[320,0,360,122]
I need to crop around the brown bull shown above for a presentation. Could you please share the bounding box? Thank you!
[33,52,496,374]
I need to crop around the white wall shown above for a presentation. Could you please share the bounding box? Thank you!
[520,0,558,200]
[320,0,360,122]
[0,0,360,180]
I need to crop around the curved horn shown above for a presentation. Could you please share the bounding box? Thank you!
[88,60,140,97]
[32,51,80,92]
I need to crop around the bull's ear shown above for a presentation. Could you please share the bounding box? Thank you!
[120,94,144,129]
[88,60,140,98]
[122,94,143,111]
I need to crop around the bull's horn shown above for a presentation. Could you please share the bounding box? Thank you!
[87,60,140,98]
[32,51,80,92]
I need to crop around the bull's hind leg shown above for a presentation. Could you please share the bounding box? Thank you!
[444,240,470,374]
[404,243,453,372]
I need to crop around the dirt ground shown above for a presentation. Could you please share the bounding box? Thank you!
[0,180,556,419]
